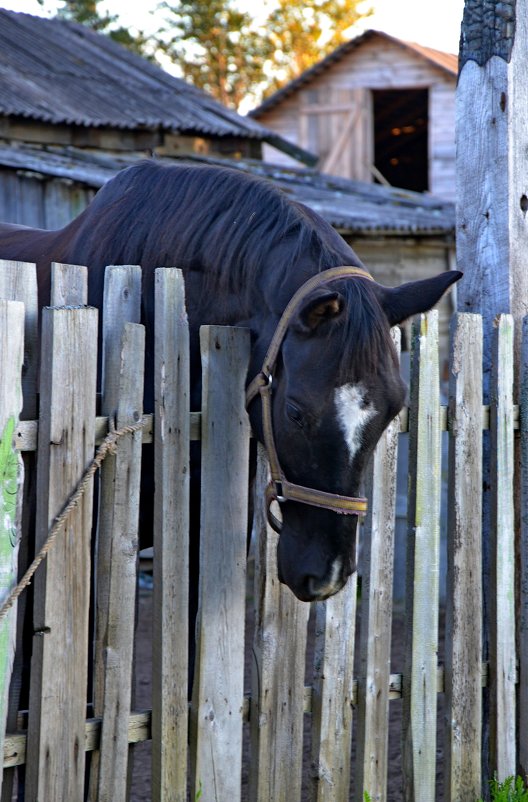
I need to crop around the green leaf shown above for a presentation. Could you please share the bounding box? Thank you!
[0,417,19,552]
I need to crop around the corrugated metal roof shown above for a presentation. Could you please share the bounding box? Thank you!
[0,8,307,155]
[250,29,457,117]
[0,144,455,237]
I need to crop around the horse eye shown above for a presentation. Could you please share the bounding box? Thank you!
[286,402,304,428]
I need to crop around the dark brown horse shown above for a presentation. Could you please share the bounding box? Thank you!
[0,160,460,601]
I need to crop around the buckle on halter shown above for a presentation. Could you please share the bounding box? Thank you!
[275,481,286,503]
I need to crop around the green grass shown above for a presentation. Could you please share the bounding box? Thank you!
[478,776,528,802]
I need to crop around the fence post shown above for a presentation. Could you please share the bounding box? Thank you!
[152,268,190,802]
[444,313,483,801]
[25,304,98,802]
[91,322,145,802]
[354,328,401,802]
[89,264,142,801]
[520,317,528,783]
[0,301,25,799]
[403,310,441,802]
[0,260,38,802]
[190,325,250,802]
[489,314,516,778]
[310,554,357,801]
[249,444,309,802]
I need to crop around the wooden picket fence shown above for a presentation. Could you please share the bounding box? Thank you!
[0,259,525,802]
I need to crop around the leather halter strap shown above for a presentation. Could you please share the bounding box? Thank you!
[246,265,374,533]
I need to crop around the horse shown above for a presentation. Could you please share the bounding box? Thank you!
[0,159,461,603]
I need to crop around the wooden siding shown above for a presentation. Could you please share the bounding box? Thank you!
[259,36,456,200]
[348,236,455,358]
[0,168,95,230]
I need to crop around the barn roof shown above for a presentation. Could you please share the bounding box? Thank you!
[250,29,458,117]
[0,9,314,164]
[0,143,455,237]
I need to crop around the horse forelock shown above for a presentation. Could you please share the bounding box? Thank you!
[334,280,395,384]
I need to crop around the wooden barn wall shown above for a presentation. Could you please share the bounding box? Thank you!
[259,38,456,200]
[0,169,96,229]
[348,235,455,359]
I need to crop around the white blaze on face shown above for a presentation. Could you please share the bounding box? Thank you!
[334,383,377,463]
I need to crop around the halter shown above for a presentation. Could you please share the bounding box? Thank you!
[246,265,374,533]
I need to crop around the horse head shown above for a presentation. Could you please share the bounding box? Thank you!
[247,268,461,602]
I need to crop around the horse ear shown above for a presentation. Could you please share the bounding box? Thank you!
[377,270,462,326]
[297,290,344,331]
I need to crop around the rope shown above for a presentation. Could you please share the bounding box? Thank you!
[0,417,146,626]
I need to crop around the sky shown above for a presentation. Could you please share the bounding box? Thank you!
[0,0,465,54]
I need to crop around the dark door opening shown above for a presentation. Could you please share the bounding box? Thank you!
[372,88,429,192]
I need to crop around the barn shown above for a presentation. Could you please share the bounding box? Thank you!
[250,29,457,201]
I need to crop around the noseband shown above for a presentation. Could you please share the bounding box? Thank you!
[246,265,373,533]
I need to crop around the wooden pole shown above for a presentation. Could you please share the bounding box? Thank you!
[456,0,528,784]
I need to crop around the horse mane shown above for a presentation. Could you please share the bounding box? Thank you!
[69,160,353,293]
[68,159,393,378]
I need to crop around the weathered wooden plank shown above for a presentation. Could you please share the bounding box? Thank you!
[152,268,190,802]
[444,313,483,801]
[0,260,38,802]
[89,264,142,802]
[403,310,441,802]
[190,325,250,802]
[310,574,357,801]
[249,443,310,802]
[100,266,141,404]
[90,324,145,802]
[520,316,528,782]
[25,305,98,802]
[50,262,88,306]
[0,260,38,419]
[354,328,401,802]
[0,301,24,799]
[456,4,528,783]
[489,314,516,779]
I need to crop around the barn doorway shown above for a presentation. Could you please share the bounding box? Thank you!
[372,88,429,192]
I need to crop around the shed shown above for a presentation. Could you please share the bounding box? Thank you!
[0,9,313,167]
[250,30,457,201]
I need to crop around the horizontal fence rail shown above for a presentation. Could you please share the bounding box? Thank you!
[0,259,525,802]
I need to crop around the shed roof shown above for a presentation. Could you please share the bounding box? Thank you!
[0,9,314,163]
[0,143,455,237]
[250,29,458,117]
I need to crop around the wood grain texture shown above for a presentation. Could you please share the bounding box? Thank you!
[520,316,528,782]
[0,260,38,419]
[249,444,309,802]
[444,313,483,801]
[403,311,441,802]
[354,328,401,802]
[0,260,38,802]
[310,576,357,802]
[152,268,190,802]
[89,265,142,801]
[50,262,88,306]
[26,305,98,802]
[489,314,516,780]
[0,302,24,800]
[90,323,145,802]
[190,326,250,802]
